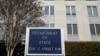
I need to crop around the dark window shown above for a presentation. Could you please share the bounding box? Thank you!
[73,24,78,34]
[96,24,100,35]
[67,24,78,35]
[44,6,54,15]
[45,6,49,15]
[66,6,76,16]
[87,6,98,17]
[90,24,100,35]
[50,6,54,15]
[67,24,72,34]
[90,24,95,34]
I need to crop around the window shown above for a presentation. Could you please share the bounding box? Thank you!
[67,24,78,35]
[66,6,76,16]
[44,6,54,16]
[44,23,55,27]
[44,0,55,1]
[87,6,98,17]
[45,6,49,15]
[86,0,96,1]
[65,0,75,1]
[90,24,100,35]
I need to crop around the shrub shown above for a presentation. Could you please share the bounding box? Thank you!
[65,42,100,56]
[0,42,100,56]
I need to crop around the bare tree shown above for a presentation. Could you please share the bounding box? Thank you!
[0,0,44,56]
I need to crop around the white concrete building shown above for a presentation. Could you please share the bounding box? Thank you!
[43,0,100,41]
[0,0,100,42]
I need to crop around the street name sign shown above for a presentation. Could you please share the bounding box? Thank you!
[25,27,65,56]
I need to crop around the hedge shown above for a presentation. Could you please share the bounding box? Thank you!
[0,42,100,56]
[65,42,100,56]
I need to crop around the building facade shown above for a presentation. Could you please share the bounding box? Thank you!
[0,0,100,42]
[43,0,100,41]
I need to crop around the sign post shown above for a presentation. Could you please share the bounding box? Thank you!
[25,27,65,56]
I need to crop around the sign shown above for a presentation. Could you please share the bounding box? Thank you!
[25,27,65,56]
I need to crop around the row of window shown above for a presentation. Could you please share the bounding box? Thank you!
[0,23,99,35]
[65,0,97,1]
[43,24,100,35]
[44,0,97,1]
[1,17,99,35]
[44,6,98,17]
[67,24,100,35]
